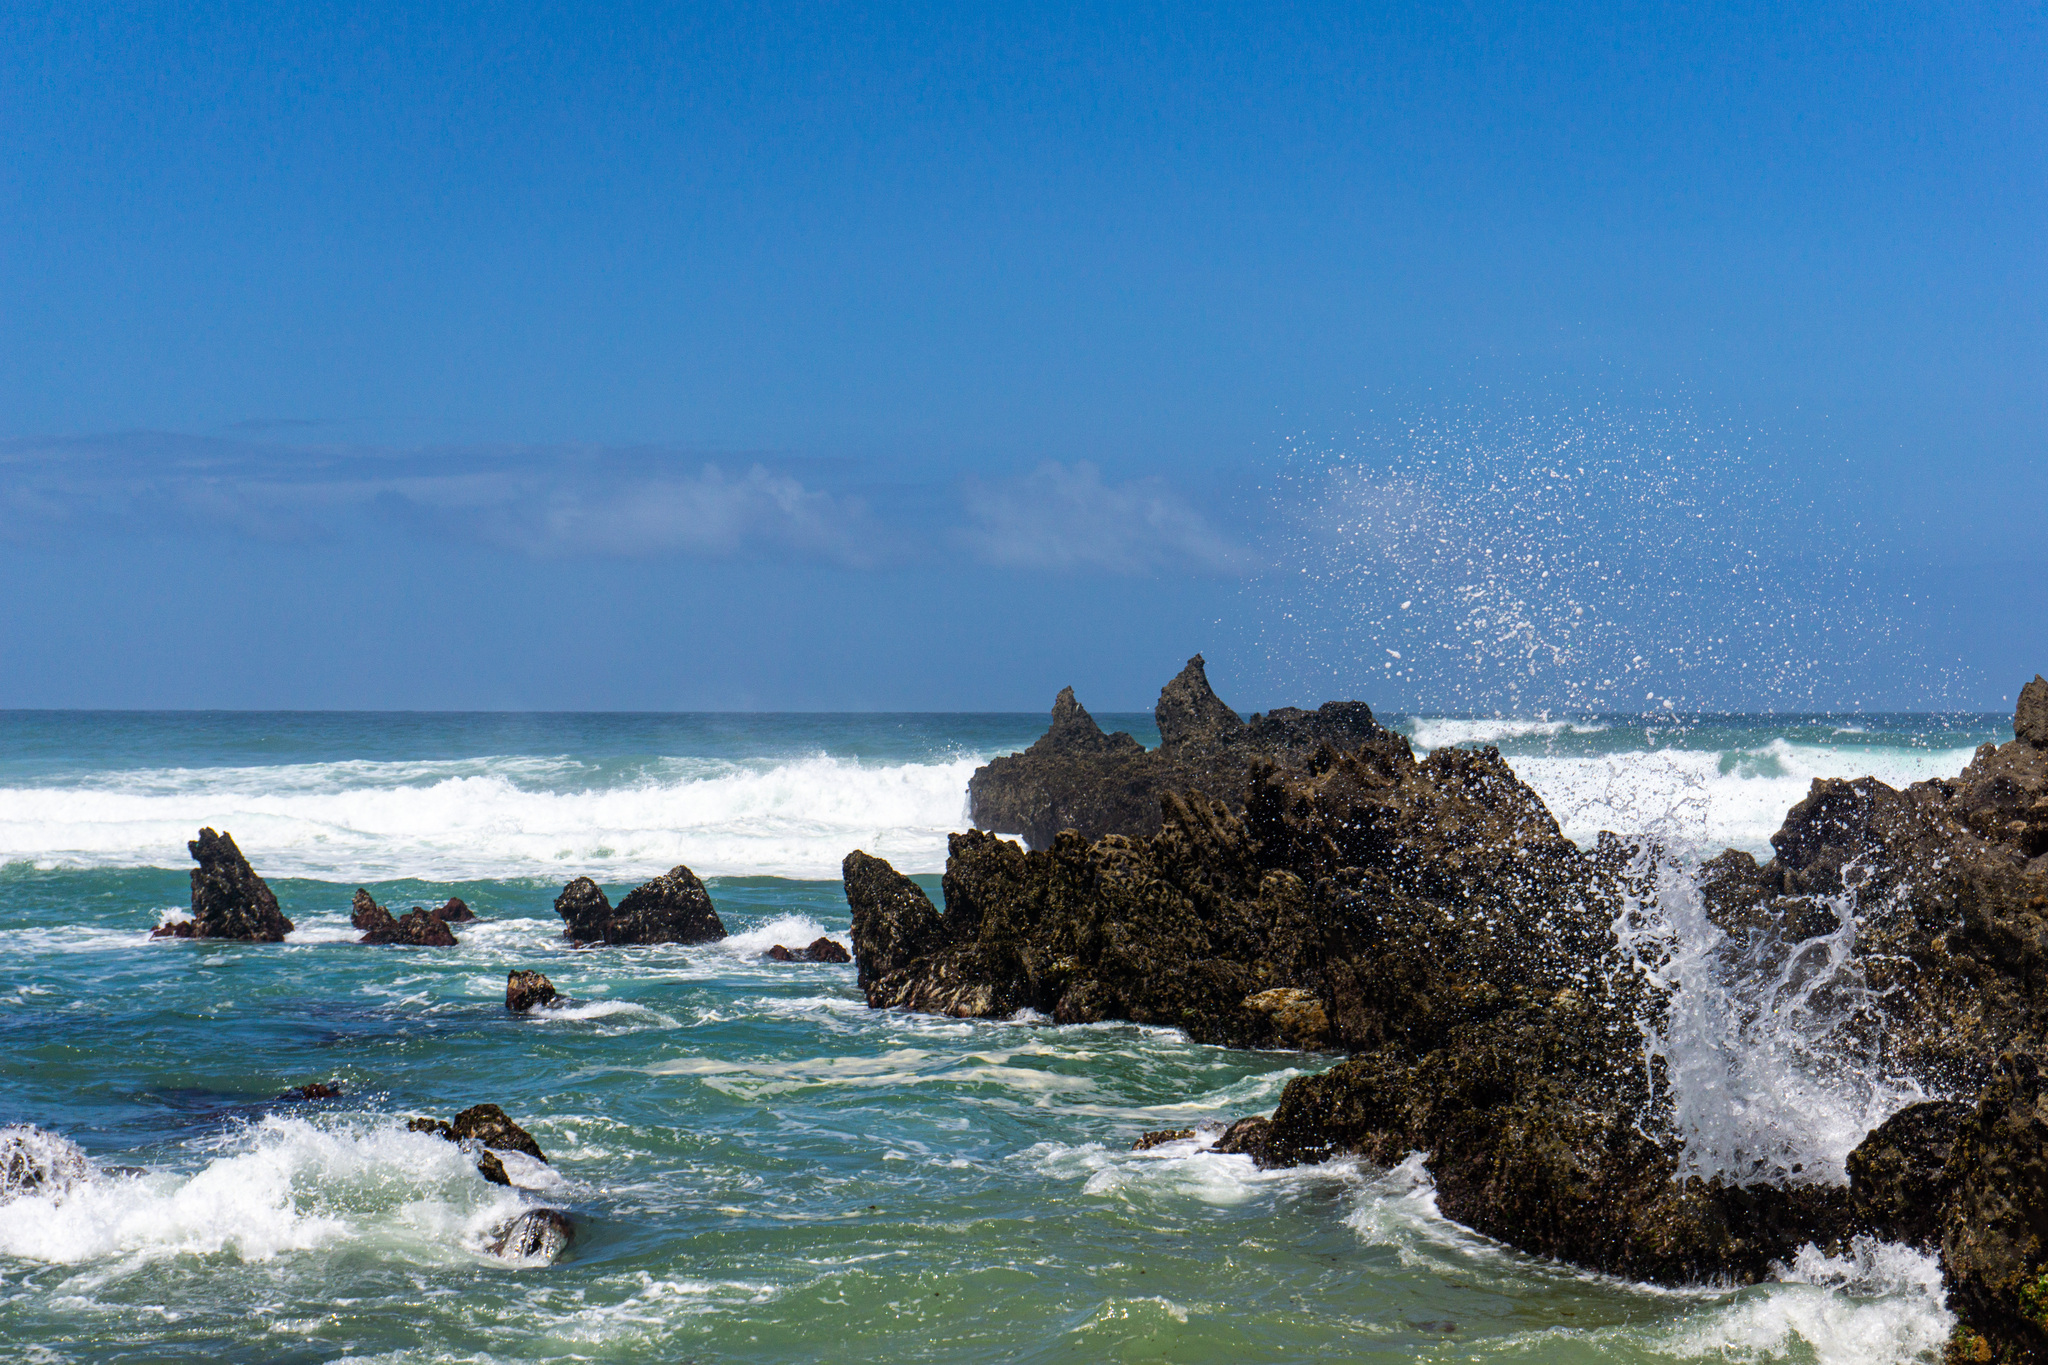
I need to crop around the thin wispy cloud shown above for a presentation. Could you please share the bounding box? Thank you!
[956,461,1253,575]
[0,433,882,566]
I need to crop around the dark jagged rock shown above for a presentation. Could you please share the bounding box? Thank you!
[506,969,559,1012]
[843,851,945,993]
[2017,675,2048,749]
[353,890,459,946]
[450,1104,547,1163]
[407,1116,455,1140]
[1943,1052,2048,1363]
[1,1125,93,1201]
[150,919,195,938]
[487,1207,574,1262]
[765,937,852,963]
[434,897,477,923]
[1846,1099,1968,1249]
[553,866,726,945]
[475,1150,511,1186]
[279,1081,343,1101]
[966,655,1411,848]
[1130,1129,1194,1151]
[182,828,293,941]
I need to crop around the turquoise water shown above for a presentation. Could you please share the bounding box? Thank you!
[0,710,2003,1362]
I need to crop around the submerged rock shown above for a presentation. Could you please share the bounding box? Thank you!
[965,655,1410,847]
[353,890,459,947]
[506,969,560,1012]
[554,866,726,945]
[487,1207,574,1263]
[1,1125,93,1202]
[279,1080,343,1101]
[168,828,292,941]
[766,937,851,963]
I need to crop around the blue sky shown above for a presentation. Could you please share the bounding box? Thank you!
[2,1,2041,711]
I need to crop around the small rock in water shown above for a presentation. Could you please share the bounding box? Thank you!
[475,1150,511,1186]
[450,1104,548,1163]
[150,919,195,938]
[764,937,853,963]
[407,1116,455,1140]
[279,1080,343,1101]
[554,865,727,945]
[354,889,459,946]
[185,827,294,941]
[486,1208,574,1263]
[1,1125,93,1202]
[506,969,560,1012]
[434,896,477,923]
[1130,1129,1195,1151]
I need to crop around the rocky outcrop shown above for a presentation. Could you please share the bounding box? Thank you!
[157,828,293,941]
[766,937,852,963]
[506,970,559,1012]
[553,866,727,945]
[435,897,477,923]
[855,674,2048,1301]
[966,655,1411,847]
[487,1208,574,1263]
[2,1125,93,1202]
[352,890,459,947]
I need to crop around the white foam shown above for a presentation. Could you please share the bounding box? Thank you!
[0,753,980,881]
[1407,716,1608,748]
[1655,1239,1952,1364]
[0,1117,530,1266]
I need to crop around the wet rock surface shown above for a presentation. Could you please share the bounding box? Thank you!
[1129,1129,1194,1151]
[506,969,560,1012]
[966,655,1410,847]
[168,828,292,941]
[450,1103,548,1163]
[279,1081,343,1101]
[554,866,727,944]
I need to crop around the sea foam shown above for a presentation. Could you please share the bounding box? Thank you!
[0,753,978,881]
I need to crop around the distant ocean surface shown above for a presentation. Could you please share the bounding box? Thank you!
[0,708,2003,1363]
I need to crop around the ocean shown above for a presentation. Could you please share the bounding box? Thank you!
[0,708,2004,1363]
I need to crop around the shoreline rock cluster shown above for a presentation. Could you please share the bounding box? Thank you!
[851,665,2048,1361]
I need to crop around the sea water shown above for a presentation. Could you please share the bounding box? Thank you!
[0,709,1999,1362]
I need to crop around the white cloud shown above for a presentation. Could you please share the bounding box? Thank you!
[511,464,878,565]
[956,461,1253,575]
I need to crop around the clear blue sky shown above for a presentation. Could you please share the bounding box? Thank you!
[3,1,2041,711]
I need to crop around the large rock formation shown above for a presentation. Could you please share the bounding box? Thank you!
[155,828,293,941]
[966,655,1411,847]
[553,866,727,945]
[854,672,2048,1321]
